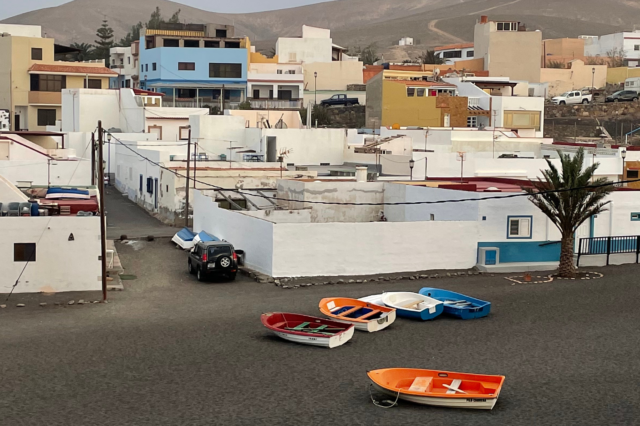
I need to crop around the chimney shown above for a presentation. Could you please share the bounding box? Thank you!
[355,166,368,182]
[480,15,488,24]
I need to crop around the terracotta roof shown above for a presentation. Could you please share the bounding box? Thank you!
[28,63,117,76]
[132,88,165,96]
[434,43,474,52]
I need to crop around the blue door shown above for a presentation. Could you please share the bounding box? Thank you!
[485,250,497,265]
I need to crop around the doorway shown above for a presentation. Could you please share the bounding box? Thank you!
[266,136,277,162]
[14,114,20,131]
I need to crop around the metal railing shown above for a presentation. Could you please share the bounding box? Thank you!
[249,99,302,109]
[468,97,481,107]
[577,235,640,266]
[161,97,241,109]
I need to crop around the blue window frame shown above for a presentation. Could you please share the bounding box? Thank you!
[507,216,532,239]
[631,213,640,221]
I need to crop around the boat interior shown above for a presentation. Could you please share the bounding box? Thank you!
[273,319,344,336]
[332,306,385,320]
[395,376,499,396]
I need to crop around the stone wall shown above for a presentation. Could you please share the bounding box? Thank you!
[325,105,366,128]
[545,103,640,144]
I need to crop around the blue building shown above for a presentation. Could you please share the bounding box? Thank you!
[139,23,248,109]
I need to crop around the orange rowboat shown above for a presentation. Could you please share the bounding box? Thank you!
[367,368,505,410]
[319,297,396,332]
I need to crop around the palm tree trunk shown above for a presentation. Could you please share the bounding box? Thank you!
[558,234,576,278]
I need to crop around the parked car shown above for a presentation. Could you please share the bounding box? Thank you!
[320,94,360,107]
[551,91,592,105]
[605,90,639,103]
[188,241,238,281]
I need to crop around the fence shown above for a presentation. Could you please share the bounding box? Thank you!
[576,235,640,266]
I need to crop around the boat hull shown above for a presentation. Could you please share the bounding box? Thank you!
[371,382,498,410]
[381,292,444,321]
[419,288,491,320]
[271,326,354,348]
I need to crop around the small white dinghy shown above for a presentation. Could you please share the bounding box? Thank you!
[381,292,444,320]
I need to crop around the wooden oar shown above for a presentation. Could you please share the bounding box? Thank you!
[443,384,467,394]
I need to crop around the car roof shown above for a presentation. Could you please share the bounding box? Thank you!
[200,241,234,247]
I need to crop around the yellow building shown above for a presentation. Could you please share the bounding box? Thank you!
[0,24,115,131]
[365,71,489,128]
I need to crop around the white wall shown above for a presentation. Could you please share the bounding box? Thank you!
[272,220,479,277]
[192,190,274,275]
[0,175,28,203]
[0,217,101,294]
[276,26,333,64]
[0,24,41,37]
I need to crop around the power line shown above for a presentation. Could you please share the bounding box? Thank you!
[107,131,639,207]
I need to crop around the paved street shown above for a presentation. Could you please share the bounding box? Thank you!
[2,240,640,425]
[105,186,176,239]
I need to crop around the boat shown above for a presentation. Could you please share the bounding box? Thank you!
[261,312,355,348]
[381,292,443,321]
[367,368,505,410]
[319,297,396,332]
[418,288,491,320]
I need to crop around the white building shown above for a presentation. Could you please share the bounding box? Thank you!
[247,59,305,109]
[399,37,414,46]
[434,43,475,64]
[581,31,640,67]
[109,46,139,89]
[0,177,101,294]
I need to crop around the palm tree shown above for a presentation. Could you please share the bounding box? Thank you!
[416,50,444,65]
[524,148,613,278]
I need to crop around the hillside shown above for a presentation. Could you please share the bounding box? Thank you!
[2,0,639,55]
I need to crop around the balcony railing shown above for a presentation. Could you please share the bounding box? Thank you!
[29,91,62,105]
[468,97,481,108]
[249,99,303,109]
[161,97,241,109]
[110,64,124,69]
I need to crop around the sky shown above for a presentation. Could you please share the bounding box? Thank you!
[0,0,330,20]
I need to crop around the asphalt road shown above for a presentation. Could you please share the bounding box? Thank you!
[2,240,640,425]
[105,187,176,239]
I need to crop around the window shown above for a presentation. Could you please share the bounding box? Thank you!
[216,29,228,38]
[277,70,283,74]
[145,64,148,72]
[163,39,179,47]
[288,52,297,62]
[31,48,43,60]
[146,177,154,194]
[225,41,240,49]
[184,40,200,48]
[120,58,124,65]
[179,126,190,140]
[128,57,131,64]
[125,79,131,88]
[84,79,102,89]
[503,111,541,131]
[209,245,232,256]
[14,243,36,262]
[406,87,415,97]
[628,170,639,179]
[442,50,462,58]
[152,63,157,71]
[443,113,450,127]
[205,40,220,48]
[148,125,162,139]
[635,45,640,51]
[30,74,66,92]
[507,216,532,239]
[631,213,640,221]
[416,88,425,97]
[430,214,435,221]
[209,63,241,78]
[467,50,474,57]
[178,62,196,71]
[37,109,56,126]
[286,70,296,74]
[467,116,478,127]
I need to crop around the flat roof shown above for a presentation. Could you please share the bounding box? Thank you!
[434,42,474,52]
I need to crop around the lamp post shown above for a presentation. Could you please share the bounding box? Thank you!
[621,149,627,185]
[314,72,318,106]
[409,158,415,181]
[591,68,595,92]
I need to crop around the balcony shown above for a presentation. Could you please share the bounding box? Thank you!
[249,99,303,109]
[161,96,241,109]
[29,91,62,105]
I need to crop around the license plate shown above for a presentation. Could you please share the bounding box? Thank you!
[207,264,215,269]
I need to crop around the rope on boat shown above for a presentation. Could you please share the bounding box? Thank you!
[368,383,400,409]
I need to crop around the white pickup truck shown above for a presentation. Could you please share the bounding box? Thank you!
[551,90,592,105]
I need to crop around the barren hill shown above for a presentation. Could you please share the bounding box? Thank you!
[2,0,639,56]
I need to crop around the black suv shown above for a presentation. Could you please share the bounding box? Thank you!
[188,241,238,281]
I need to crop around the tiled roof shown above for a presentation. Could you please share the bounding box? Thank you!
[28,63,117,76]
[434,43,474,52]
[390,80,457,87]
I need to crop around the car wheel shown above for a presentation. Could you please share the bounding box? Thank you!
[582,99,589,104]
[197,267,205,282]
[614,99,619,102]
[634,97,639,102]
[188,260,194,274]
[218,256,232,269]
[559,101,566,105]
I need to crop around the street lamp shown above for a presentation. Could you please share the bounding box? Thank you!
[591,68,595,92]
[314,72,318,106]
[409,159,415,181]
[621,149,627,185]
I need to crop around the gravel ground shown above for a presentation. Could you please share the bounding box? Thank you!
[1,239,639,426]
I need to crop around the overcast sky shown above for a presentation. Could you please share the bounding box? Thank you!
[0,0,330,20]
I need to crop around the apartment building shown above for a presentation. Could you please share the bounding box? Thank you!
[581,31,640,67]
[473,16,542,83]
[434,43,475,65]
[109,45,139,89]
[0,24,115,131]
[247,51,305,109]
[139,23,249,109]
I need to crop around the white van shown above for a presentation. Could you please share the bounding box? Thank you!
[624,77,640,94]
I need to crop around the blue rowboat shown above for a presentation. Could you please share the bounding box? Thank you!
[381,292,443,321]
[418,288,491,320]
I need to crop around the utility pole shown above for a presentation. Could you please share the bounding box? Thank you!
[492,110,497,159]
[424,128,429,180]
[91,132,96,186]
[193,138,197,189]
[97,121,107,302]
[184,126,192,227]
